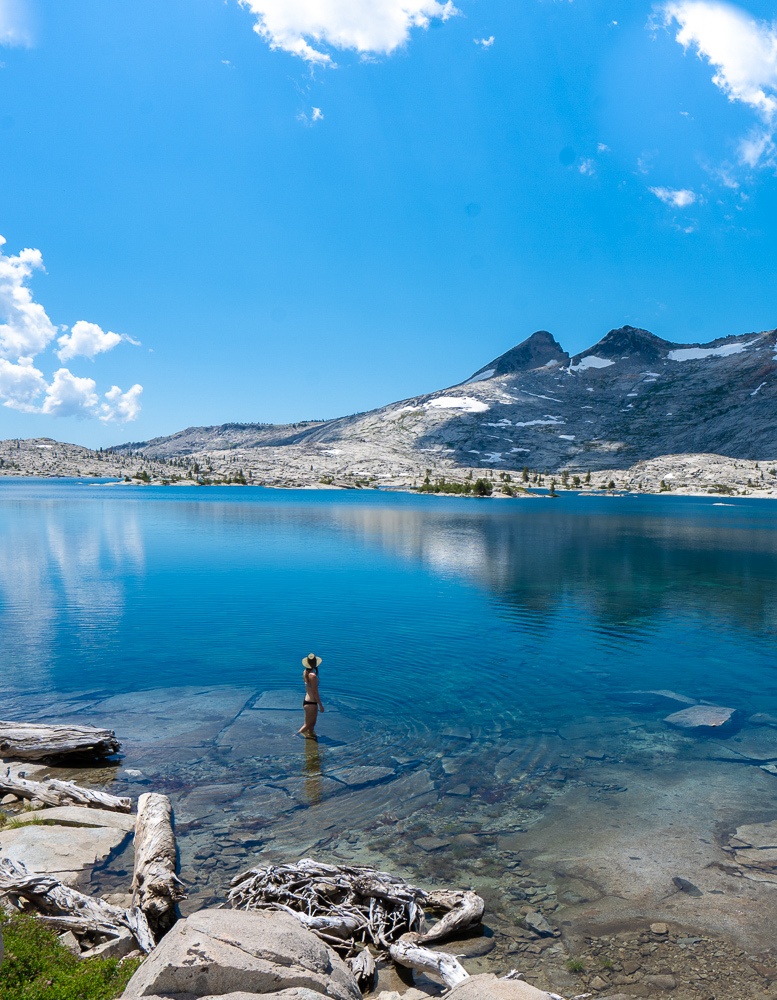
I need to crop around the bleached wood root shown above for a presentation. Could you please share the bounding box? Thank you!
[275,902,366,940]
[0,722,121,761]
[131,792,185,936]
[389,936,469,989]
[0,767,131,812]
[228,857,486,962]
[228,858,425,949]
[0,858,154,953]
[347,947,376,989]
[418,889,485,944]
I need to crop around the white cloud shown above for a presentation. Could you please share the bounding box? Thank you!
[579,158,596,176]
[661,1,777,166]
[0,236,58,360]
[56,320,123,361]
[597,142,610,153]
[41,368,99,418]
[297,105,325,125]
[0,356,45,411]
[0,0,33,47]
[238,0,459,66]
[0,233,144,421]
[100,384,143,423]
[474,36,495,47]
[650,185,698,206]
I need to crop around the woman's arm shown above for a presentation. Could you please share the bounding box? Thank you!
[309,673,324,712]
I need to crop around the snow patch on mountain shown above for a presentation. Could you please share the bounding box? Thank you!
[425,396,490,413]
[569,356,615,372]
[464,368,495,384]
[668,341,757,361]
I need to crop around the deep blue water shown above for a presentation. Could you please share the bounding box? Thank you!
[2,480,777,729]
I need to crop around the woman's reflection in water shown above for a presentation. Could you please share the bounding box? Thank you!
[303,735,323,805]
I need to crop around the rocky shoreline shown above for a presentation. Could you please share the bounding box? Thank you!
[2,437,777,500]
[4,693,777,999]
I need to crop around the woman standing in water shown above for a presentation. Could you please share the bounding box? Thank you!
[299,653,324,738]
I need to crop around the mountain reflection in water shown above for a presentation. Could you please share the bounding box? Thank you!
[1,483,776,720]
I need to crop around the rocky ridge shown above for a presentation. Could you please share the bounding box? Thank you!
[104,324,777,490]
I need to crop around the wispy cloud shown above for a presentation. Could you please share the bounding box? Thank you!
[474,36,495,48]
[239,0,459,66]
[0,0,33,48]
[579,158,596,176]
[650,185,698,207]
[0,235,143,421]
[297,105,324,125]
[659,1,777,168]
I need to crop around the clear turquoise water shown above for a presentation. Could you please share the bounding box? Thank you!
[2,480,776,719]
[3,479,777,942]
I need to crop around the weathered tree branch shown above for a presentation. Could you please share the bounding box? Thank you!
[389,936,469,989]
[0,858,154,953]
[0,722,121,761]
[418,889,486,944]
[0,767,131,812]
[131,792,185,937]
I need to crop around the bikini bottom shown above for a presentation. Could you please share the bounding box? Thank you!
[303,700,318,708]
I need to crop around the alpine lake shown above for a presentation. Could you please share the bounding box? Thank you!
[3,479,777,996]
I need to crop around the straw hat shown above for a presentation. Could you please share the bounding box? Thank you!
[302,653,322,668]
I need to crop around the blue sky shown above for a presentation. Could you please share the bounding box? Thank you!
[0,0,776,447]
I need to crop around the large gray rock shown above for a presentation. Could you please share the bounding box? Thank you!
[447,975,551,999]
[121,908,361,999]
[0,823,127,884]
[8,805,135,832]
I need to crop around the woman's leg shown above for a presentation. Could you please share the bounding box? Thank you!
[299,703,318,736]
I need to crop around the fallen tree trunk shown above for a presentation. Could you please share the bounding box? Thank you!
[418,889,486,944]
[131,792,185,937]
[0,721,121,761]
[0,767,131,812]
[0,858,154,953]
[389,936,469,989]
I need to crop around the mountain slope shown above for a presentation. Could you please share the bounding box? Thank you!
[113,324,777,479]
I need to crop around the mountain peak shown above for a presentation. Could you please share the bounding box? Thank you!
[467,330,569,382]
[576,326,674,364]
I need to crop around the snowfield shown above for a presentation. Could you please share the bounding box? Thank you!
[425,396,490,413]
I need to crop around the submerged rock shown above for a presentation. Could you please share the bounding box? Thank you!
[664,705,736,731]
[523,911,556,937]
[121,908,361,999]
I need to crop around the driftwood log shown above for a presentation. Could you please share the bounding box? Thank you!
[0,858,154,953]
[347,947,376,989]
[417,889,485,944]
[131,792,185,937]
[389,936,469,989]
[0,721,121,761]
[228,857,485,986]
[0,767,131,812]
